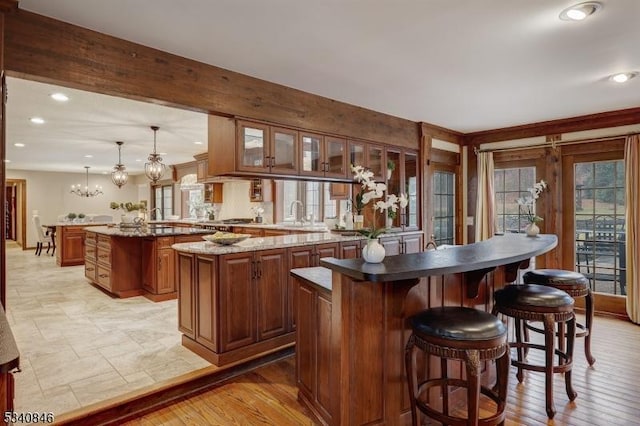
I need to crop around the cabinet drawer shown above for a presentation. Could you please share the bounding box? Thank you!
[84,260,97,282]
[157,236,175,249]
[96,246,111,266]
[85,232,97,244]
[85,244,97,261]
[97,235,111,247]
[96,265,111,290]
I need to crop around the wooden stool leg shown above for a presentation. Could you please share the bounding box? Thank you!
[543,314,556,419]
[584,290,596,365]
[464,350,481,426]
[565,317,578,401]
[405,337,419,426]
[441,357,449,417]
[496,349,510,426]
[557,321,566,366]
[514,318,524,383]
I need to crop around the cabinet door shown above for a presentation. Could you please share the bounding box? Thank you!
[270,126,298,174]
[402,234,423,254]
[205,182,223,203]
[296,281,316,397]
[367,144,385,182]
[348,140,366,170]
[219,253,257,351]
[300,132,324,177]
[157,248,176,294]
[141,238,156,293]
[61,227,87,266]
[177,252,196,339]
[325,136,347,178]
[380,235,402,256]
[195,255,218,351]
[386,149,402,229]
[316,243,339,262]
[237,121,269,172]
[196,158,208,182]
[288,246,315,332]
[340,241,362,259]
[256,249,288,340]
[403,151,419,230]
[316,289,334,420]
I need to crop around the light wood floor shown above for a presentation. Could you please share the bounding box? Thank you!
[123,314,640,426]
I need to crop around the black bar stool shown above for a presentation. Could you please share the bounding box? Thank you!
[492,284,577,419]
[523,269,595,365]
[405,306,510,426]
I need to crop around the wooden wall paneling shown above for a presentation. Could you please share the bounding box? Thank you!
[5,10,419,149]
[195,255,217,352]
[176,252,196,339]
[465,108,640,145]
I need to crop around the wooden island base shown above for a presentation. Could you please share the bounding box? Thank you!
[181,333,295,366]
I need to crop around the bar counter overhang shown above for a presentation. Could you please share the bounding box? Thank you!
[308,233,557,425]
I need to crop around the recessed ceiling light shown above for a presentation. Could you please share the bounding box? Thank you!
[14,143,25,147]
[50,92,69,102]
[194,141,203,145]
[4,159,10,163]
[30,117,45,124]
[84,154,93,158]
[135,159,142,162]
[559,2,602,21]
[610,72,638,83]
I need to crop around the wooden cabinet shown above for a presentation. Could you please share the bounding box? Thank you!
[249,178,272,202]
[349,140,386,181]
[386,148,420,230]
[233,226,264,237]
[380,233,423,255]
[56,225,87,266]
[237,121,298,175]
[195,152,208,183]
[84,232,142,297]
[179,247,290,365]
[204,182,223,203]
[340,240,363,259]
[295,274,334,423]
[287,243,338,331]
[142,236,177,301]
[299,132,347,178]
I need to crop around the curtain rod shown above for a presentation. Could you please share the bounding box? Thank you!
[474,133,634,155]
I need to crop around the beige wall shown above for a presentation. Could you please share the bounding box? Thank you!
[7,169,143,248]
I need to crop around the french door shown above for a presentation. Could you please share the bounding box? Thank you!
[562,141,626,317]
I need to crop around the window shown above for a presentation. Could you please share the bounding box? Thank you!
[279,181,345,223]
[153,184,173,220]
[494,167,535,233]
[432,170,455,245]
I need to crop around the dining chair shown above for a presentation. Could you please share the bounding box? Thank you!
[32,215,54,256]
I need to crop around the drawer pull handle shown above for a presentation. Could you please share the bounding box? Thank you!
[99,273,109,278]
[86,267,94,272]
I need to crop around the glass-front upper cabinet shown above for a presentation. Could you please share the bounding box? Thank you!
[300,133,347,178]
[238,121,269,172]
[237,121,298,175]
[270,126,298,175]
[386,150,402,228]
[404,151,419,229]
[348,140,366,172]
[348,140,385,181]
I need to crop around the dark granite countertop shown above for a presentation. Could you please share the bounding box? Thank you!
[0,306,19,373]
[85,225,212,237]
[320,234,557,282]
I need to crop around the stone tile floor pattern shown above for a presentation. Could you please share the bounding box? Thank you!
[5,242,211,417]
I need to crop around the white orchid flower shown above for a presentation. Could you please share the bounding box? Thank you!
[374,200,388,212]
[398,193,408,209]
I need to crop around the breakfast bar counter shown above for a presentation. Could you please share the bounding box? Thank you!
[292,233,557,425]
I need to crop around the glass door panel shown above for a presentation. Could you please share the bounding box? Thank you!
[325,136,347,178]
[386,150,401,228]
[368,144,385,181]
[349,141,365,170]
[238,122,268,172]
[270,127,297,174]
[404,152,419,229]
[574,160,626,296]
[300,133,322,176]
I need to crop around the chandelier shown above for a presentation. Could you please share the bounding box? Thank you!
[144,125,167,183]
[111,141,128,188]
[70,166,103,197]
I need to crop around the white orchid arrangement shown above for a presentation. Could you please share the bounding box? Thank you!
[516,179,548,224]
[251,204,265,217]
[351,164,408,239]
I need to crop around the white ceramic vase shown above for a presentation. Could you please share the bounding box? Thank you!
[525,222,540,237]
[362,238,386,263]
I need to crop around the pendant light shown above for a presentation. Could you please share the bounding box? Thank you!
[144,125,166,183]
[111,141,129,188]
[70,166,103,197]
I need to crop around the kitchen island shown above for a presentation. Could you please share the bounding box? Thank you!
[171,232,371,366]
[84,225,211,301]
[292,233,557,426]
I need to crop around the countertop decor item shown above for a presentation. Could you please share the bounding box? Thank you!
[351,164,408,262]
[203,231,251,245]
[517,179,548,236]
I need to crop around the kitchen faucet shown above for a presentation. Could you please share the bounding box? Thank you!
[149,207,162,220]
[289,200,305,225]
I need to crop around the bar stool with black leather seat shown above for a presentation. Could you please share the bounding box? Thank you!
[492,284,577,419]
[523,269,595,365]
[405,306,510,426]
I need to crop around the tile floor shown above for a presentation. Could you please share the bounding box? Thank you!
[5,242,211,416]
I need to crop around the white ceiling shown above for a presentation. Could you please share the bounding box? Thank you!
[10,0,640,173]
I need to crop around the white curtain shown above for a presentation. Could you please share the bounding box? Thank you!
[625,134,640,324]
[475,151,495,241]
